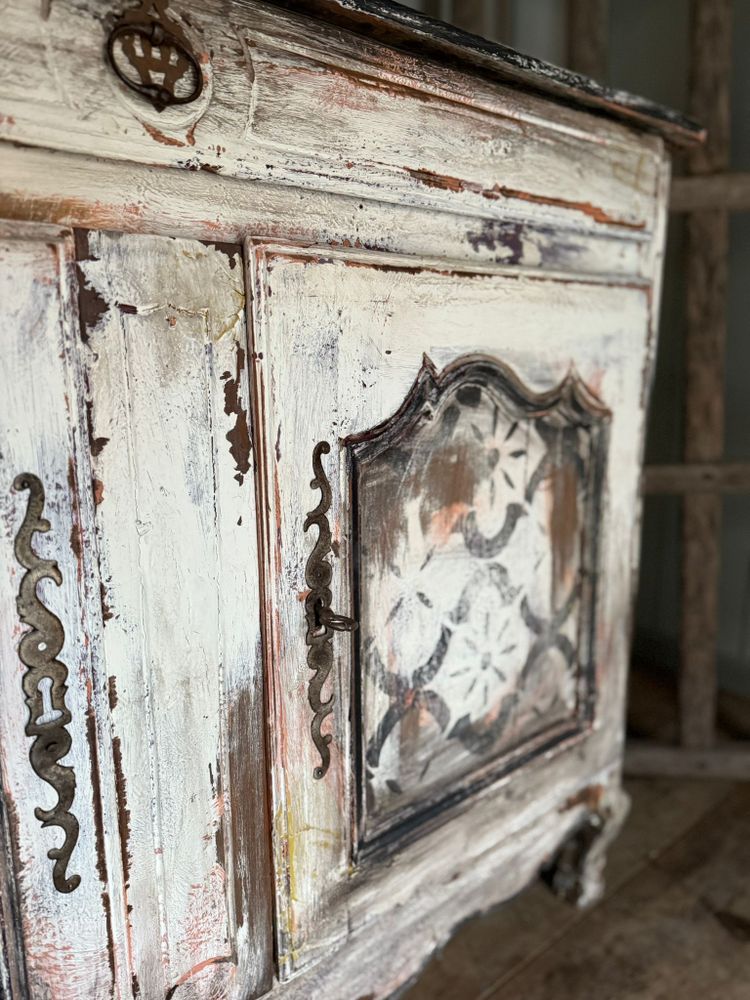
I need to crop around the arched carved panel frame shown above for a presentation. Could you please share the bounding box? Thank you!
[345,353,612,849]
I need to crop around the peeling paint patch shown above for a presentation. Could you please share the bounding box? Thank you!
[69,521,82,564]
[74,235,109,342]
[142,122,187,147]
[86,400,109,457]
[466,219,523,262]
[221,345,252,485]
[560,784,604,812]
[406,167,646,230]
[107,676,118,710]
[111,736,132,884]
[202,241,240,268]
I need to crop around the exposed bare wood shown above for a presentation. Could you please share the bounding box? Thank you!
[625,742,750,781]
[687,0,731,176]
[680,0,732,752]
[566,0,608,81]
[643,462,750,495]
[682,492,723,748]
[671,172,750,212]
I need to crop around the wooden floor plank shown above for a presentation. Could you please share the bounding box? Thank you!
[404,778,734,1000]
[485,784,750,1000]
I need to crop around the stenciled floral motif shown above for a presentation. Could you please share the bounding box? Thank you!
[349,355,609,832]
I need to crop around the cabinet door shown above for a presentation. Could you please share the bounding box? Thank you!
[0,224,114,998]
[249,244,652,980]
[76,232,272,1000]
[1,227,272,999]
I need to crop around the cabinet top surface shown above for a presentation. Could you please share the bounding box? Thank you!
[266,0,704,147]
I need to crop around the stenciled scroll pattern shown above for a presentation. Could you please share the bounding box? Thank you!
[303,443,356,779]
[13,474,80,893]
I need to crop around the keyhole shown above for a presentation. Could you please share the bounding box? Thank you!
[36,676,63,726]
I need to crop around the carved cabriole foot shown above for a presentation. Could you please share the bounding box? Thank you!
[541,784,630,908]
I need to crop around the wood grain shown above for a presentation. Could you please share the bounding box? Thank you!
[0,144,653,282]
[626,742,750,780]
[265,0,703,145]
[485,783,750,1000]
[404,776,734,1000]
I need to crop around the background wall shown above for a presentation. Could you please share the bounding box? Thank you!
[400,0,750,697]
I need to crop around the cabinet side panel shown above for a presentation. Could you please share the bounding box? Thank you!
[0,232,114,998]
[78,232,272,999]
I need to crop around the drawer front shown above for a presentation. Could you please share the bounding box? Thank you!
[250,244,651,978]
[0,1,662,247]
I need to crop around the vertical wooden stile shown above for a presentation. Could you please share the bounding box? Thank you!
[566,0,608,80]
[680,0,732,750]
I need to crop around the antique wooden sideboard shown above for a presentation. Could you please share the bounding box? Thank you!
[0,2,701,998]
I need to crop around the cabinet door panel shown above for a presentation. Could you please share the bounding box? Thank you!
[350,355,609,842]
[0,226,114,998]
[249,244,651,979]
[77,232,272,1000]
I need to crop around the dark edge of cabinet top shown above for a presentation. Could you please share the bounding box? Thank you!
[265,0,704,147]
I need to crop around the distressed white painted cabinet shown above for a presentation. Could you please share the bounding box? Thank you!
[0,2,700,998]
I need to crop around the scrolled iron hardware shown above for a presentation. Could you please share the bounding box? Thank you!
[13,474,80,893]
[303,442,357,780]
[106,0,204,112]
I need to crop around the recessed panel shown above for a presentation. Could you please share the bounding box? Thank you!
[350,355,609,842]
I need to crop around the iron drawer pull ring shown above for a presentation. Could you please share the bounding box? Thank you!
[106,7,203,112]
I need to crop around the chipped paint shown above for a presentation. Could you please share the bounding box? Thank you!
[406,168,647,230]
[111,736,132,885]
[221,344,252,485]
[560,783,605,813]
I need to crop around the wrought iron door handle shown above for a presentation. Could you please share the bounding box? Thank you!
[313,601,357,634]
[13,474,80,893]
[303,442,357,779]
